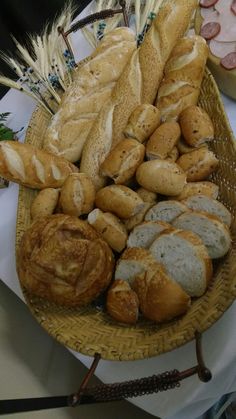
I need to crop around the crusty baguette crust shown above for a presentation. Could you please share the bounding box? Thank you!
[124,104,161,143]
[0,141,78,189]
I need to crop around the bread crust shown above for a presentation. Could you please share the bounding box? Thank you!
[179,105,214,147]
[124,104,161,143]
[177,147,219,181]
[59,173,95,217]
[172,181,219,200]
[106,279,139,324]
[146,122,181,160]
[31,188,59,219]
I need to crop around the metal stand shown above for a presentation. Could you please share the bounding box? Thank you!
[0,332,212,415]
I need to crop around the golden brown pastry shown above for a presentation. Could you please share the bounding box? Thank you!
[123,104,161,143]
[17,214,114,306]
[59,173,95,217]
[133,267,191,323]
[100,139,145,185]
[30,188,59,220]
[106,279,139,325]
[177,147,219,181]
[88,209,128,253]
[95,185,145,219]
[0,141,78,189]
[179,105,214,147]
[146,122,181,160]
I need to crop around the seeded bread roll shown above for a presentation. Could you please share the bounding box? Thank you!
[133,268,191,323]
[183,194,232,226]
[172,181,219,201]
[127,221,170,249]
[179,105,214,147]
[136,160,186,196]
[150,229,213,296]
[106,279,139,324]
[177,147,219,181]
[146,122,181,160]
[136,188,158,204]
[59,173,95,217]
[31,188,60,220]
[124,104,161,143]
[95,185,145,219]
[145,200,189,223]
[100,139,145,184]
[123,202,153,232]
[88,209,128,253]
[177,137,206,154]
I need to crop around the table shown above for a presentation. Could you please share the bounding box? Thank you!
[0,7,236,419]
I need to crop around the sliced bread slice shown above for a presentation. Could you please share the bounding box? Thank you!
[182,194,232,227]
[173,211,231,259]
[150,229,213,297]
[127,221,171,249]
[145,200,189,223]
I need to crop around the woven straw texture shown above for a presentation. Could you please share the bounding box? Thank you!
[16,68,236,361]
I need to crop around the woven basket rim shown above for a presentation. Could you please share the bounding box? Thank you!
[15,66,236,361]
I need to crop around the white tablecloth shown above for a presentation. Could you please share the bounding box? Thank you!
[0,7,236,418]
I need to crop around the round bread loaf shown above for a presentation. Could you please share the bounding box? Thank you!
[30,188,59,220]
[176,147,219,181]
[59,173,95,217]
[136,160,186,196]
[146,121,181,160]
[106,279,139,324]
[124,104,161,143]
[179,105,214,147]
[17,214,114,306]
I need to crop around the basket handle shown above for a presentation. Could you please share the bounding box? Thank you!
[0,331,212,414]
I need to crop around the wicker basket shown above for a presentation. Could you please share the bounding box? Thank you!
[15,68,236,361]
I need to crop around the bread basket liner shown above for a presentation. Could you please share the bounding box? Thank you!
[15,66,236,361]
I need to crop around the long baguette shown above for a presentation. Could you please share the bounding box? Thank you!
[81,0,198,190]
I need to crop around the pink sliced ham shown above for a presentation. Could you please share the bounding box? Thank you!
[200,22,221,40]
[200,0,236,43]
[231,0,236,15]
[220,52,236,69]
[210,39,236,58]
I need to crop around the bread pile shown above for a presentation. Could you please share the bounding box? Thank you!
[0,0,233,326]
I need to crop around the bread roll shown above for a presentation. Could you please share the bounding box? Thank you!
[123,202,153,232]
[173,211,231,258]
[136,160,186,196]
[17,214,114,306]
[146,122,181,160]
[124,104,161,143]
[95,185,145,219]
[0,141,78,189]
[127,221,170,249]
[150,229,213,296]
[100,139,145,184]
[144,201,189,223]
[106,279,139,325]
[177,137,206,154]
[31,188,59,219]
[80,0,198,189]
[172,181,219,200]
[136,188,158,204]
[88,209,128,253]
[179,105,214,147]
[43,28,136,162]
[166,146,179,162]
[133,268,191,323]
[183,194,231,226]
[156,35,208,121]
[177,147,219,181]
[59,173,95,217]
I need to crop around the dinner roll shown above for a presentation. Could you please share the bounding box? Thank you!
[150,229,213,297]
[100,138,145,184]
[136,160,186,196]
[136,187,158,204]
[133,268,191,323]
[146,121,181,160]
[59,173,95,217]
[30,188,59,219]
[183,194,232,226]
[123,202,153,232]
[127,221,170,249]
[179,105,214,147]
[166,146,179,162]
[106,279,139,324]
[177,137,206,154]
[17,214,114,306]
[176,147,219,181]
[88,209,128,253]
[95,185,145,219]
[172,181,219,201]
[144,201,189,223]
[124,104,161,143]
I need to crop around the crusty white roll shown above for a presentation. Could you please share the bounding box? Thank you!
[106,279,139,325]
[179,105,214,147]
[59,173,95,217]
[166,146,179,162]
[156,35,208,121]
[80,0,198,189]
[136,187,158,204]
[171,181,219,201]
[100,139,145,184]
[0,141,78,189]
[88,208,128,253]
[133,268,191,323]
[177,137,206,154]
[136,160,186,196]
[146,122,181,160]
[123,202,153,232]
[124,104,161,143]
[30,188,59,220]
[95,185,145,219]
[177,147,219,181]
